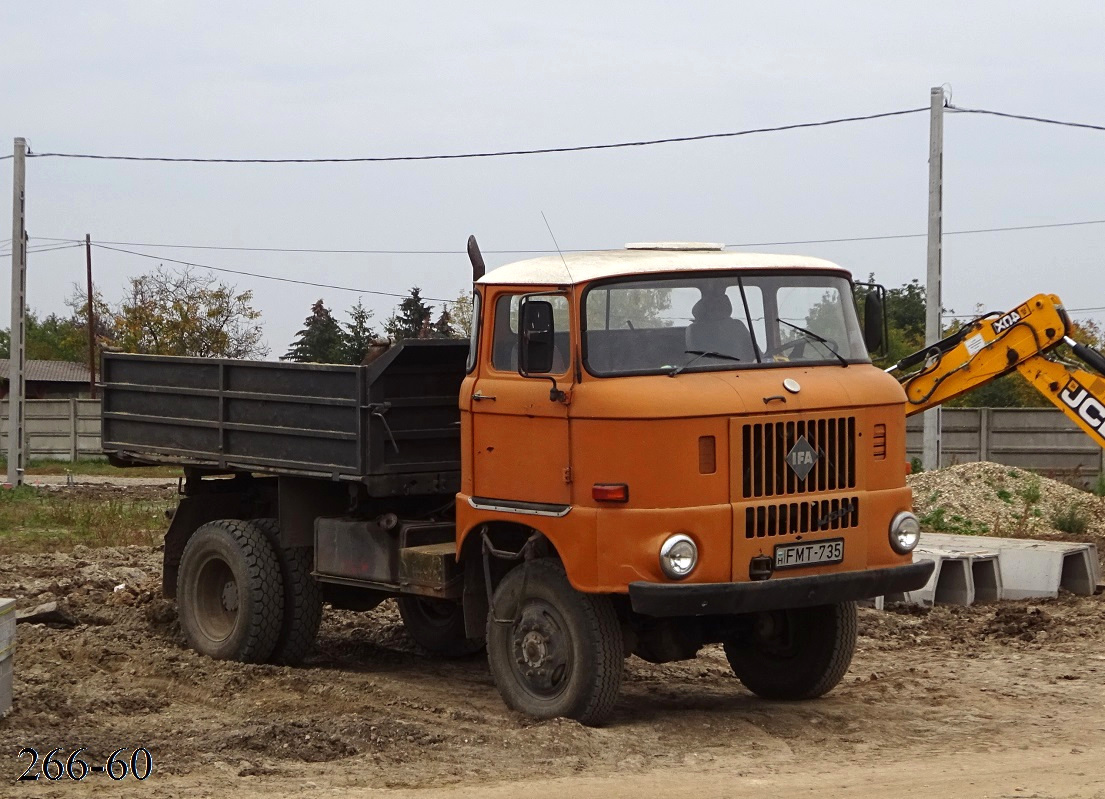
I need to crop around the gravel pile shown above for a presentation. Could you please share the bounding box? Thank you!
[908,462,1105,560]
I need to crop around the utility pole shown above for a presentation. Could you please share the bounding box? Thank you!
[7,138,27,486]
[922,87,944,472]
[85,234,96,398]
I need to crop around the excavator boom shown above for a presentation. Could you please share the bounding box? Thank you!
[894,294,1069,416]
[893,291,1105,453]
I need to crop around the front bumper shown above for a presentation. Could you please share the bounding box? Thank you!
[628,561,934,617]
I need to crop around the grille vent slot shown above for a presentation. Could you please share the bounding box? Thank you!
[873,423,887,460]
[744,497,860,538]
[741,416,857,498]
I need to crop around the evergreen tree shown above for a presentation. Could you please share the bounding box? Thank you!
[431,307,458,339]
[341,298,376,364]
[283,299,345,363]
[384,287,433,342]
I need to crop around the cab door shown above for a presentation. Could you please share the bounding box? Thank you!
[469,291,573,507]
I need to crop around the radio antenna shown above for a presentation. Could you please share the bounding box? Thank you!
[540,211,575,284]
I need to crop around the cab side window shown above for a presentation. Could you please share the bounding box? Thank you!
[490,294,571,374]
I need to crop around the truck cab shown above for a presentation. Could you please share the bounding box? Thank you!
[452,243,931,721]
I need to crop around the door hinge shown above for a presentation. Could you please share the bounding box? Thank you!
[562,467,573,484]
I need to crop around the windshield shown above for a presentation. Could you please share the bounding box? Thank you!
[583,272,868,376]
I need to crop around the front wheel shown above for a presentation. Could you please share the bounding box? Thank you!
[723,601,857,700]
[486,560,623,726]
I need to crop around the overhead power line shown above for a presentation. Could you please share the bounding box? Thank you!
[0,242,84,257]
[947,104,1105,133]
[728,218,1105,247]
[92,243,456,303]
[3,104,1101,167]
[14,108,927,164]
[32,216,1105,255]
[37,236,588,255]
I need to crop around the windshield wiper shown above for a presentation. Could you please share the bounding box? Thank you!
[776,319,848,367]
[668,349,742,377]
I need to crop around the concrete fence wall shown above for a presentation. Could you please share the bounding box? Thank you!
[0,399,103,461]
[906,408,1105,482]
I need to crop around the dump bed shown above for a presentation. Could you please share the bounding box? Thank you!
[101,341,468,495]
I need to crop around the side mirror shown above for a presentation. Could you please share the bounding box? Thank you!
[863,289,886,354]
[519,299,555,374]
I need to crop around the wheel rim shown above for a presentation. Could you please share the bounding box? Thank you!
[193,554,239,643]
[508,599,573,701]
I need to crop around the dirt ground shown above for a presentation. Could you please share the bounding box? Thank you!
[2,487,1105,797]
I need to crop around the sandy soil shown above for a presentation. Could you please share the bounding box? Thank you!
[1,543,1103,798]
[2,472,1105,798]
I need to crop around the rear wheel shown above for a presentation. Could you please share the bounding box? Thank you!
[486,559,623,726]
[177,519,284,663]
[252,519,324,666]
[397,596,484,657]
[723,602,857,700]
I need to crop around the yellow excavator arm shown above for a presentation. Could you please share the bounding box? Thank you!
[1016,356,1105,450]
[891,293,1105,451]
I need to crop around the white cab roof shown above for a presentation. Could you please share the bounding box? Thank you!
[477,248,848,286]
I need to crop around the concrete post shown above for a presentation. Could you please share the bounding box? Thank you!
[69,398,78,462]
[922,87,945,471]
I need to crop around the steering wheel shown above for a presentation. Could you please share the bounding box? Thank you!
[768,337,809,361]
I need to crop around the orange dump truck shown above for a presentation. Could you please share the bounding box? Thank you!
[101,241,933,725]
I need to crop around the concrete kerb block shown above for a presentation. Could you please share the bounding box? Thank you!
[969,555,1003,603]
[922,533,1100,600]
[893,551,976,606]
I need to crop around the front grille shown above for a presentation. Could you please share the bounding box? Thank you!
[741,416,857,498]
[744,497,860,538]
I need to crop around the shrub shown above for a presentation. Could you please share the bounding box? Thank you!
[1051,504,1091,536]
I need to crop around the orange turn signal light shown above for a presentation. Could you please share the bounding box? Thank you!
[592,483,629,502]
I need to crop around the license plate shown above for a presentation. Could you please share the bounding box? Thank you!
[774,538,844,570]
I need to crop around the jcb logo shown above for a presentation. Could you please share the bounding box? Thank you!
[991,304,1031,335]
[1059,379,1105,442]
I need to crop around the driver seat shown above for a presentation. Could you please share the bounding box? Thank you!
[685,294,757,361]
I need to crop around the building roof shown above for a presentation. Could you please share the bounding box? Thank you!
[476,247,847,287]
[0,359,91,383]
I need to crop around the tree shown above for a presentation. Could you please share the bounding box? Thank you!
[0,309,84,361]
[1,288,114,364]
[284,299,345,363]
[341,298,377,364]
[450,291,474,337]
[65,285,115,365]
[431,307,461,339]
[384,287,433,342]
[112,266,267,358]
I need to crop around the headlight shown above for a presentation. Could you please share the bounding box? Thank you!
[659,534,698,579]
[889,511,921,554]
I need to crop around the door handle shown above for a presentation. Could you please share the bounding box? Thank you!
[472,391,497,401]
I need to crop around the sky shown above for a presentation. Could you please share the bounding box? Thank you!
[1,1,1104,355]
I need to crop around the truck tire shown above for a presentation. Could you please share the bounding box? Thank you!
[177,519,284,663]
[723,601,857,700]
[252,519,324,666]
[398,596,484,657]
[486,559,623,726]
